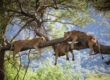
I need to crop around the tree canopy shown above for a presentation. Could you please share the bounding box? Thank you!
[0,0,110,80]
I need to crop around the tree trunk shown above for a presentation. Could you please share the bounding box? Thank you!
[0,50,5,80]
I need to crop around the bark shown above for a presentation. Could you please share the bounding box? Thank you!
[0,37,110,55]
[0,51,5,80]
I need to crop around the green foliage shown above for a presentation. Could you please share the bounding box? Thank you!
[48,24,66,39]
[48,9,93,26]
[87,73,110,80]
[5,60,35,80]
[105,11,110,18]
[5,60,110,80]
[4,60,80,80]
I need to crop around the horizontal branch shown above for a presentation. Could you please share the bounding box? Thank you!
[0,37,110,55]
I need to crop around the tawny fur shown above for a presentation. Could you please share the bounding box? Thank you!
[53,42,74,65]
[64,30,97,55]
[12,37,47,60]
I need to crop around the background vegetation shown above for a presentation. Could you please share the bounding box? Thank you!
[0,0,110,80]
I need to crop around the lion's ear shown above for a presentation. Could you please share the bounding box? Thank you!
[41,36,46,41]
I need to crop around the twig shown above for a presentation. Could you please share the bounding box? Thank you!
[5,55,19,73]
[22,49,31,80]
[10,19,34,42]
[13,55,22,80]
[16,0,23,12]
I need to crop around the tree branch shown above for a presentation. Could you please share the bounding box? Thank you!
[5,9,41,25]
[0,37,110,55]
[10,19,34,42]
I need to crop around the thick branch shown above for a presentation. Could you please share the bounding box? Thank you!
[0,37,110,55]
[93,44,110,55]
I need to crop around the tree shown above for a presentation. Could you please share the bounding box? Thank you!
[0,0,110,80]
